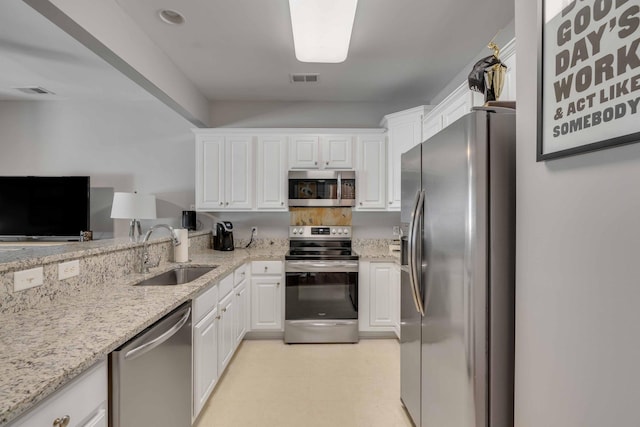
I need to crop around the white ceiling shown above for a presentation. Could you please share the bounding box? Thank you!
[114,0,515,105]
[0,0,514,109]
[0,0,155,102]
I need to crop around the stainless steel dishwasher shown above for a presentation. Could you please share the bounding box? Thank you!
[110,301,192,427]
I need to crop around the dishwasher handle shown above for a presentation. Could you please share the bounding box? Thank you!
[124,307,191,361]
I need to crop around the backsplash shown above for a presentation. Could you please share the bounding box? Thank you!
[290,207,352,226]
[0,231,212,314]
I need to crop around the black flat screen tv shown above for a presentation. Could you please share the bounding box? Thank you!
[0,176,90,239]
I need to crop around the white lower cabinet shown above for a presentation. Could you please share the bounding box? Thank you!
[193,306,219,418]
[234,279,249,345]
[9,360,107,427]
[192,263,249,421]
[359,261,400,336]
[250,261,283,331]
[217,290,235,374]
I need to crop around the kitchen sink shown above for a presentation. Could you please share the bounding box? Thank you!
[135,266,217,286]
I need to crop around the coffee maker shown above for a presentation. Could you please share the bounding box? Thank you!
[213,221,234,251]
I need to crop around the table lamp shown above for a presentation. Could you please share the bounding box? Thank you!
[110,192,157,241]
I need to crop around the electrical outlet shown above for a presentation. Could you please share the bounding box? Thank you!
[58,260,80,280]
[189,204,196,210]
[251,226,258,237]
[14,267,44,291]
[393,226,400,236]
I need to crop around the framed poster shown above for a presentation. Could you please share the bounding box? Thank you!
[537,0,640,161]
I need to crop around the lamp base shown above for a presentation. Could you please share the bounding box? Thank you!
[128,219,143,242]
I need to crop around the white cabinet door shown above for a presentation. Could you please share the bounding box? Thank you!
[196,135,254,211]
[356,135,386,210]
[321,135,353,169]
[289,136,319,169]
[234,279,248,345]
[502,51,517,101]
[193,307,218,419]
[82,409,107,427]
[256,136,287,210]
[251,276,282,330]
[422,112,443,141]
[9,360,107,427]
[225,136,254,210]
[218,291,235,373]
[369,263,395,327]
[387,120,422,210]
[442,88,474,128]
[196,136,225,210]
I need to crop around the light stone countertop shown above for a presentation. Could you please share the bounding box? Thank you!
[0,246,285,426]
[354,247,401,263]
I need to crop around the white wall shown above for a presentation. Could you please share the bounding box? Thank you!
[514,1,640,426]
[0,99,195,238]
[210,100,413,128]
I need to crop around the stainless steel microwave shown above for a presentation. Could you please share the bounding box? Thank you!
[288,170,356,207]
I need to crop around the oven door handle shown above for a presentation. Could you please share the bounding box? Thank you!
[287,320,357,327]
[285,260,359,273]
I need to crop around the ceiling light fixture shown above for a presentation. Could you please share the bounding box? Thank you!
[158,9,185,25]
[288,0,358,63]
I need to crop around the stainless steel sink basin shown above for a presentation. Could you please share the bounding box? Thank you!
[135,266,217,286]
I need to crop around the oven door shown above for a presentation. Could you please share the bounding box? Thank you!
[285,260,358,320]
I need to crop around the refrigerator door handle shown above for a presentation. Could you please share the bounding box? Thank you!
[409,190,425,316]
[407,191,421,315]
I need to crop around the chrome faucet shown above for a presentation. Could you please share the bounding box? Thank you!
[139,224,181,274]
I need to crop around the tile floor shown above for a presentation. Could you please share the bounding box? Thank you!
[194,339,414,427]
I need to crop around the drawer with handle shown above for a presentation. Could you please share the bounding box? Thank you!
[251,261,282,275]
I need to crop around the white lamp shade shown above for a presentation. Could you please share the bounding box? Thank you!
[110,192,157,219]
[289,0,358,63]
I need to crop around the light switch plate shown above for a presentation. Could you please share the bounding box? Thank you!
[58,260,80,280]
[14,267,44,291]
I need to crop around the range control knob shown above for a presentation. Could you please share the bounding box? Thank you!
[343,228,349,235]
[331,228,337,234]
[292,228,298,235]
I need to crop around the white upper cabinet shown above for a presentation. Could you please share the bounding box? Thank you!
[289,135,320,168]
[420,38,516,142]
[256,136,288,210]
[355,134,386,210]
[499,39,516,101]
[320,135,353,169]
[195,134,254,211]
[382,106,428,211]
[289,134,354,169]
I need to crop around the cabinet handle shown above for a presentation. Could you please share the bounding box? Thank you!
[314,161,317,165]
[219,202,223,206]
[225,202,229,206]
[325,161,329,166]
[360,202,363,206]
[241,272,245,276]
[215,315,221,320]
[53,416,70,427]
[264,266,268,272]
[281,201,284,206]
[276,282,280,287]
[236,292,241,296]
[389,201,393,204]
[222,307,227,312]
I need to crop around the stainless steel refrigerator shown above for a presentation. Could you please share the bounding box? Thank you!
[400,107,515,427]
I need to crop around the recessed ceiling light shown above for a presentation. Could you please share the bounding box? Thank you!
[158,9,185,25]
